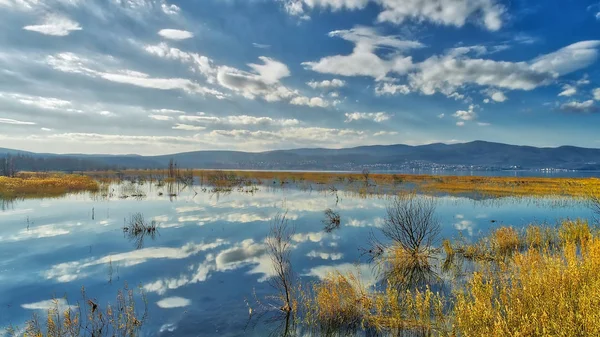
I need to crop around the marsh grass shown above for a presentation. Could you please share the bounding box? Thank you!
[80,169,600,198]
[298,219,600,336]
[300,270,451,336]
[123,213,158,249]
[0,173,98,199]
[8,285,147,337]
[301,271,370,336]
[454,226,600,336]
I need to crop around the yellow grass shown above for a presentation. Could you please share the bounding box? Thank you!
[455,233,600,336]
[0,173,99,199]
[302,271,450,335]
[301,220,600,336]
[79,169,600,198]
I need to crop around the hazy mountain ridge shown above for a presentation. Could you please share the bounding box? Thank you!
[2,141,600,171]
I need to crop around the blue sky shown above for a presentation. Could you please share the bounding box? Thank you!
[0,0,599,155]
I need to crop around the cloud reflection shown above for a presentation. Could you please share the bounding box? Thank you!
[44,240,227,283]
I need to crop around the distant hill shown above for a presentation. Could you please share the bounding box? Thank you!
[2,141,600,172]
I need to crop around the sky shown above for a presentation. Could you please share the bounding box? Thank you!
[0,0,599,155]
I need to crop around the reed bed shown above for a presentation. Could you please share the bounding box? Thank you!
[0,173,99,199]
[78,169,600,198]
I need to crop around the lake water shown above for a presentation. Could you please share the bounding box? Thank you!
[0,182,595,336]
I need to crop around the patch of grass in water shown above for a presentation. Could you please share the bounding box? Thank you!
[0,173,99,199]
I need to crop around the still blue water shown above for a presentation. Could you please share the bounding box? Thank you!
[0,183,595,336]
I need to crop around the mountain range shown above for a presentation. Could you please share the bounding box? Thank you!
[2,141,600,172]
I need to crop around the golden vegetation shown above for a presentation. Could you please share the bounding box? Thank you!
[79,169,600,198]
[0,173,99,199]
[302,271,449,336]
[454,221,600,337]
[299,220,600,336]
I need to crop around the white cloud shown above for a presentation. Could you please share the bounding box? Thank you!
[158,29,193,40]
[172,123,206,131]
[375,82,410,96]
[373,131,398,137]
[448,45,489,57]
[144,43,328,107]
[281,0,505,31]
[345,112,391,123]
[409,41,600,96]
[410,56,548,95]
[576,75,590,86]
[41,127,52,131]
[307,79,345,89]
[0,92,73,110]
[477,122,491,126]
[483,98,490,103]
[0,118,36,125]
[453,105,477,121]
[437,113,445,118]
[302,26,423,80]
[156,297,191,308]
[560,100,597,113]
[205,127,367,148]
[44,132,204,146]
[216,60,296,102]
[252,43,271,49]
[280,0,308,17]
[306,251,343,260]
[248,56,291,85]
[101,72,222,96]
[161,3,180,15]
[531,41,600,76]
[290,96,329,107]
[144,42,216,82]
[151,108,187,114]
[447,92,466,101]
[593,88,600,101]
[453,104,477,126]
[490,91,507,102]
[98,110,115,117]
[375,0,505,31]
[558,85,577,97]
[47,52,226,98]
[149,114,173,121]
[22,299,77,312]
[23,14,82,36]
[179,114,300,127]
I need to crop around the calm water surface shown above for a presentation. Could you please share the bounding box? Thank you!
[0,183,595,336]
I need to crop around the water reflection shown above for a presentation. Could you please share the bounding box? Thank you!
[0,182,595,336]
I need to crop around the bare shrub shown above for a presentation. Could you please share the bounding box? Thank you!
[123,213,158,249]
[367,192,441,290]
[322,208,341,233]
[267,213,295,313]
